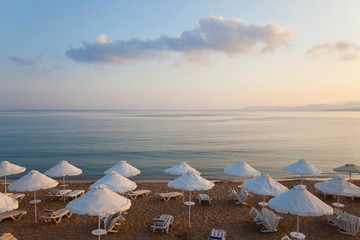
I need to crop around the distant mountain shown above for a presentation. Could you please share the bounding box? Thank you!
[241,102,360,111]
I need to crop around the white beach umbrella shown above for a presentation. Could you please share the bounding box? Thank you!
[8,170,58,222]
[283,159,322,184]
[90,171,137,194]
[45,161,82,201]
[242,173,288,208]
[333,164,360,182]
[224,161,261,178]
[242,173,288,197]
[0,161,26,194]
[164,161,201,175]
[168,170,214,192]
[168,170,214,228]
[269,185,333,238]
[66,184,131,240]
[165,162,201,202]
[0,192,18,213]
[104,161,140,177]
[315,176,360,204]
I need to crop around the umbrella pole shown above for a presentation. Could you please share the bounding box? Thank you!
[350,173,352,183]
[4,176,7,194]
[301,175,303,185]
[188,191,192,228]
[63,176,66,202]
[98,216,101,240]
[34,191,37,223]
[262,195,266,214]
[297,215,300,234]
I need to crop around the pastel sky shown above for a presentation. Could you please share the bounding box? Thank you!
[1,0,360,110]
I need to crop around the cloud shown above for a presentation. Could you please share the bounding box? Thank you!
[9,56,41,65]
[97,33,108,44]
[66,16,294,64]
[307,40,360,61]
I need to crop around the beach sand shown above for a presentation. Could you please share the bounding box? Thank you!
[1,179,359,240]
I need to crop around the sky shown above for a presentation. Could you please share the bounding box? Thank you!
[1,0,360,110]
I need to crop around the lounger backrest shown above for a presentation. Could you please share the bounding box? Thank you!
[43,209,55,217]
[209,229,226,240]
[338,210,360,234]
[105,218,117,232]
[344,213,360,232]
[239,190,248,201]
[55,208,68,217]
[153,219,166,228]
[263,208,281,232]
[50,189,59,195]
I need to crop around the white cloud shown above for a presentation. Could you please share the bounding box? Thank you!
[308,40,360,61]
[66,16,295,64]
[97,33,108,43]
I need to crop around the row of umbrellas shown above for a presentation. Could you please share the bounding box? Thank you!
[1,159,359,192]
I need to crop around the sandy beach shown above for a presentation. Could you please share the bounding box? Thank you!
[1,179,359,240]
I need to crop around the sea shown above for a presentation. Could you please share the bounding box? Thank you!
[0,110,359,181]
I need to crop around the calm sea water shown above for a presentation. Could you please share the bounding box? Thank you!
[0,110,359,180]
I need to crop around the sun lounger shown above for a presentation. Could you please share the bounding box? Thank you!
[155,192,183,202]
[228,188,248,205]
[151,214,174,234]
[10,193,25,202]
[208,229,226,240]
[127,190,150,199]
[0,233,17,240]
[102,211,127,234]
[198,194,211,205]
[249,207,281,233]
[101,211,126,224]
[64,190,85,200]
[47,188,72,200]
[0,210,27,222]
[40,208,72,224]
[327,208,360,236]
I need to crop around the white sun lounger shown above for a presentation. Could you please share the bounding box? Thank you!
[228,188,248,205]
[198,194,211,205]
[47,189,72,200]
[40,208,72,224]
[327,209,360,236]
[10,193,25,202]
[249,207,281,233]
[127,190,151,199]
[0,233,17,240]
[0,210,27,222]
[64,190,85,200]
[101,211,127,224]
[151,214,174,234]
[208,229,226,240]
[155,192,183,202]
[102,211,127,234]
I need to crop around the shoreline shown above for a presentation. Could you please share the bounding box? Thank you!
[1,174,355,184]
